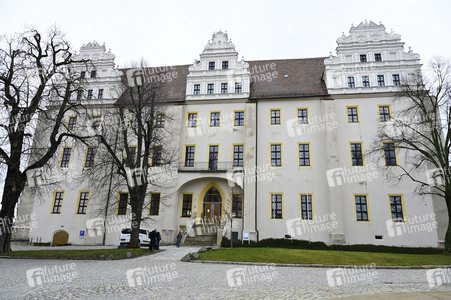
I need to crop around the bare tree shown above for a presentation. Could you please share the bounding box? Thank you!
[84,63,176,248]
[0,28,87,253]
[372,57,451,252]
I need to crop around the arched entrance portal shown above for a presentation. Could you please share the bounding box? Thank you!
[203,187,222,224]
[52,230,69,246]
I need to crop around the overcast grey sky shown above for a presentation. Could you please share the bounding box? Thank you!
[1,0,449,67]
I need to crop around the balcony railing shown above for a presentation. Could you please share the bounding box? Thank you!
[178,161,235,172]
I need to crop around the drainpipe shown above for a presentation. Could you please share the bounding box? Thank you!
[103,129,119,245]
[255,100,259,242]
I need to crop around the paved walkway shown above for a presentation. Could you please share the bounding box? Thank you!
[1,245,450,299]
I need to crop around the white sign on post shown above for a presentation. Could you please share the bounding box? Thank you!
[242,231,250,244]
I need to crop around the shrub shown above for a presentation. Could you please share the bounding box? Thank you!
[220,237,442,254]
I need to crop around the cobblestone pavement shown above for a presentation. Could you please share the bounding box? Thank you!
[1,245,451,299]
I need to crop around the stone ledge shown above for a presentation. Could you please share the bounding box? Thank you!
[190,260,451,269]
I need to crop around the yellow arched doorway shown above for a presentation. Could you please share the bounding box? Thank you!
[197,181,227,224]
[52,230,69,246]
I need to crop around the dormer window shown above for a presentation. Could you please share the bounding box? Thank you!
[347,77,355,88]
[80,71,86,79]
[235,83,242,93]
[207,84,214,94]
[209,62,215,70]
[360,55,367,62]
[377,75,385,87]
[193,84,200,95]
[362,76,370,87]
[222,61,229,70]
[375,53,382,62]
[393,74,400,86]
[221,83,228,94]
[90,71,96,78]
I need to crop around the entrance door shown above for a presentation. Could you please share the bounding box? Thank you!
[203,187,221,224]
[52,230,69,246]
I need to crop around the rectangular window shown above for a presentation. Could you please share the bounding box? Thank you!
[298,143,310,166]
[234,111,244,126]
[60,147,72,168]
[270,109,281,125]
[383,142,397,166]
[67,116,77,131]
[235,83,242,93]
[350,143,364,166]
[298,108,308,124]
[208,145,219,170]
[117,193,128,215]
[210,112,220,127]
[184,146,195,167]
[130,114,138,129]
[360,54,367,62]
[80,71,86,79]
[347,106,359,123]
[379,105,391,122]
[152,146,163,167]
[181,193,193,217]
[377,75,385,87]
[155,113,165,128]
[84,147,96,167]
[149,193,160,216]
[271,193,283,219]
[347,77,355,88]
[355,195,369,221]
[222,61,229,70]
[125,146,137,168]
[90,70,96,78]
[98,89,104,99]
[389,195,404,221]
[362,76,370,87]
[207,83,214,94]
[271,144,282,167]
[209,62,215,70]
[52,192,64,214]
[187,113,197,127]
[92,116,102,131]
[393,74,400,86]
[232,194,243,218]
[221,83,228,94]
[193,84,200,95]
[300,194,313,220]
[87,89,93,99]
[233,145,244,167]
[77,192,89,214]
[76,89,83,100]
[375,53,382,62]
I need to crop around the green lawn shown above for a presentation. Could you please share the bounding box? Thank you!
[198,248,451,266]
[1,248,153,260]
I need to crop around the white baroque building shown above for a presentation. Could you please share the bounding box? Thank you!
[15,21,447,248]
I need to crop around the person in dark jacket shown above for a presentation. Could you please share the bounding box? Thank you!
[149,229,157,251]
[155,230,161,250]
[176,232,182,247]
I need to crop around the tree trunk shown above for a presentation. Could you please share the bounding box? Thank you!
[0,169,26,254]
[444,192,451,254]
[128,188,145,249]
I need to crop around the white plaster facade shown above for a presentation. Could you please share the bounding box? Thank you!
[14,23,447,248]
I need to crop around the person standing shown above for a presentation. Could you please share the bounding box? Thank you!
[176,232,182,248]
[149,229,156,251]
[155,230,161,250]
